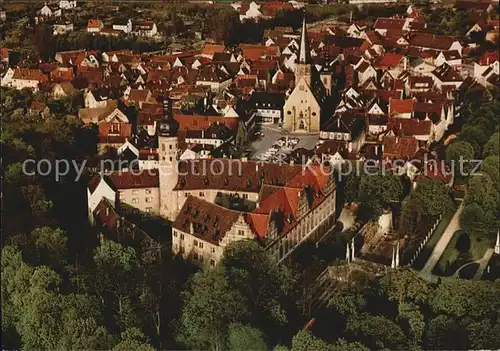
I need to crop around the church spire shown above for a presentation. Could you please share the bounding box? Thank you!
[299,16,310,64]
[495,230,499,255]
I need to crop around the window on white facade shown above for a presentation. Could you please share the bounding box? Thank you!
[145,189,151,194]
[145,197,153,203]
[210,259,215,267]
[238,230,245,236]
[180,234,185,240]
[173,231,177,237]
[132,198,139,204]
[211,247,216,253]
[146,207,152,213]
[132,190,139,195]
[199,242,204,249]
[199,192,205,197]
[194,240,198,247]
[199,254,204,262]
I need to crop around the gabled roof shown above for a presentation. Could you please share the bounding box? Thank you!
[408,32,456,51]
[87,19,103,28]
[441,50,461,60]
[105,169,159,189]
[432,63,463,82]
[173,195,243,245]
[388,118,432,137]
[201,43,225,57]
[374,18,407,31]
[478,51,499,65]
[29,101,48,112]
[12,68,47,81]
[376,53,404,68]
[383,135,419,159]
[389,98,416,115]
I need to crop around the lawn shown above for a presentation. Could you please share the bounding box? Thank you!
[412,211,454,270]
[433,230,492,276]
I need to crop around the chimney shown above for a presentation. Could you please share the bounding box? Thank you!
[290,159,294,166]
[190,222,194,234]
[256,202,260,209]
[256,164,259,172]
[396,137,399,144]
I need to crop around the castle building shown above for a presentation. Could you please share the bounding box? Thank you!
[155,97,337,265]
[282,18,327,133]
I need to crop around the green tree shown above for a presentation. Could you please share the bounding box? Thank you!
[445,140,475,174]
[465,174,499,210]
[357,173,403,220]
[424,315,467,350]
[113,328,155,351]
[343,172,360,204]
[177,267,249,350]
[90,241,142,329]
[31,226,68,267]
[400,180,454,235]
[483,132,500,158]
[380,268,431,307]
[346,314,407,350]
[466,318,500,350]
[227,323,268,351]
[431,279,500,319]
[291,330,331,351]
[222,240,293,329]
[482,156,500,187]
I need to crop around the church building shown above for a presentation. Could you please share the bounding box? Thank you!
[282,18,327,133]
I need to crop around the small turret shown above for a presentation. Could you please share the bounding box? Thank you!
[157,98,179,137]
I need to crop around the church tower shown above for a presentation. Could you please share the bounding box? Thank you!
[295,17,312,87]
[158,98,180,221]
[283,16,325,134]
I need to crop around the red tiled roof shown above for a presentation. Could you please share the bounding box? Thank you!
[98,123,132,137]
[388,118,432,137]
[173,195,242,245]
[50,68,74,82]
[29,101,47,112]
[479,51,499,65]
[240,44,280,60]
[408,32,455,51]
[246,213,270,239]
[374,18,407,31]
[88,19,103,28]
[383,135,419,159]
[201,44,225,57]
[12,68,48,82]
[174,114,239,131]
[107,169,159,189]
[389,98,416,115]
[376,53,403,68]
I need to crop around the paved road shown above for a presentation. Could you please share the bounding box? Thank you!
[473,248,495,280]
[420,204,464,278]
